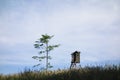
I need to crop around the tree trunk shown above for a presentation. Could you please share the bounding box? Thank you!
[46,42,48,71]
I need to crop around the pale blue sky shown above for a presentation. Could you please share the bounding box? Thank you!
[0,0,120,74]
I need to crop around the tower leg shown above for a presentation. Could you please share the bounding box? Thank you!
[70,62,77,69]
[70,63,73,69]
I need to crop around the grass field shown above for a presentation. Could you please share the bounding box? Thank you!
[0,65,120,80]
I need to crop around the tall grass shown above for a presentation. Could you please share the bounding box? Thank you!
[0,65,120,80]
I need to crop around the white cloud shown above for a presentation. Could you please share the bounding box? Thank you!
[0,0,120,69]
[0,52,36,65]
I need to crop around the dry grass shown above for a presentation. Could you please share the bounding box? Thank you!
[0,65,120,80]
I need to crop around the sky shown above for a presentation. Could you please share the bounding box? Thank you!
[0,0,120,74]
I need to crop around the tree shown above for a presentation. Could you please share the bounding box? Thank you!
[32,34,59,71]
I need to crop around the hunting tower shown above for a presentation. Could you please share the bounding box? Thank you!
[70,51,80,69]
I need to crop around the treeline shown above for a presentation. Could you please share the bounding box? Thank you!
[0,65,120,80]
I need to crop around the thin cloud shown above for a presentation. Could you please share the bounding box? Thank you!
[0,0,120,72]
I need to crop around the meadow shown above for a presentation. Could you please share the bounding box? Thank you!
[0,65,120,80]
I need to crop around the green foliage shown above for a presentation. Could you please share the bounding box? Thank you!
[33,34,59,71]
[0,65,120,80]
